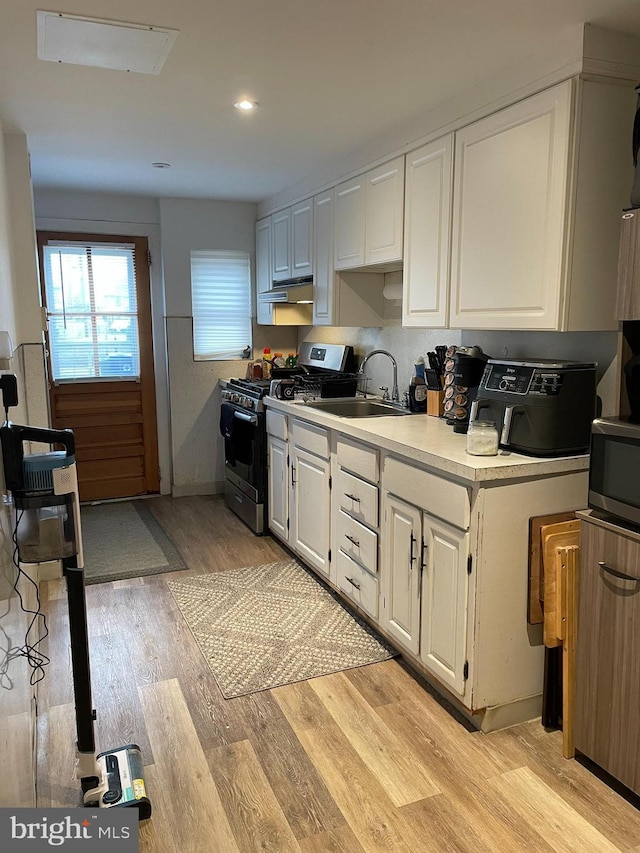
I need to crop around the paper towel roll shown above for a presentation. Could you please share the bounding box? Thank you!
[382,282,403,300]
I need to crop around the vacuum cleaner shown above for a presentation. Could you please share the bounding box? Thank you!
[0,373,151,819]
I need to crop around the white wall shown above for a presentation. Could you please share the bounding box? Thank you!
[158,197,297,494]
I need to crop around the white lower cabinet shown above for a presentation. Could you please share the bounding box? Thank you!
[289,443,331,577]
[336,550,378,619]
[381,494,422,656]
[267,435,288,541]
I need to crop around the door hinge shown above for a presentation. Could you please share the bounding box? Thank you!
[463,661,469,680]
[328,548,331,562]
[467,554,472,575]
[287,517,290,531]
[147,250,152,266]
[329,475,332,490]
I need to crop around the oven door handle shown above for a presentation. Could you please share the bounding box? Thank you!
[234,410,258,425]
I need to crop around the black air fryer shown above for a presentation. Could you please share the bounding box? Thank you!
[469,358,597,456]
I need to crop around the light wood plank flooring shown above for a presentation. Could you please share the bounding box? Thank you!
[36,495,640,851]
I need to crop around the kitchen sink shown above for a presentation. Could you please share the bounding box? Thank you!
[301,398,411,417]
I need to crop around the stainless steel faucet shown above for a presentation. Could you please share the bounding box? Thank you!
[358,349,400,403]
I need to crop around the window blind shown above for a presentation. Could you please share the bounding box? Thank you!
[190,250,252,360]
[43,242,140,381]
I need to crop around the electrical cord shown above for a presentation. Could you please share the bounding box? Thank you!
[0,506,50,687]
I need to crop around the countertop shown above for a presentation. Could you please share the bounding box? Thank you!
[264,396,589,484]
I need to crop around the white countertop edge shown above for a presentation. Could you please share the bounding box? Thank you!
[264,396,589,484]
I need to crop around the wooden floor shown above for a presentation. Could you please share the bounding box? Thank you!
[36,495,640,852]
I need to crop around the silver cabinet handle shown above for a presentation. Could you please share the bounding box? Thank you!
[598,561,640,582]
[345,534,360,547]
[344,493,361,503]
[345,576,361,590]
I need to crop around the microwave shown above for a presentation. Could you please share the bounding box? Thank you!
[589,418,640,527]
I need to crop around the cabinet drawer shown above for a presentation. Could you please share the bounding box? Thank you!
[383,456,470,530]
[336,550,378,619]
[337,468,378,528]
[292,419,329,459]
[336,436,379,483]
[266,409,288,440]
[336,510,378,573]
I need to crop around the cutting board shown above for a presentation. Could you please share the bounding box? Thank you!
[541,519,580,648]
[528,511,575,624]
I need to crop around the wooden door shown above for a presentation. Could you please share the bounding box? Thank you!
[381,494,421,654]
[37,231,159,502]
[420,514,469,696]
[290,445,330,577]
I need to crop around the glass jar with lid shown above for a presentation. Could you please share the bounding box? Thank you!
[466,420,499,456]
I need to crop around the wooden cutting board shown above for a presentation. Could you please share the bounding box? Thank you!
[528,511,575,624]
[541,519,581,648]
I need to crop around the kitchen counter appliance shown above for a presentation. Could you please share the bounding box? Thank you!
[220,342,357,533]
[470,358,597,456]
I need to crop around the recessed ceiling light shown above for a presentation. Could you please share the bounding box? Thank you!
[234,99,257,111]
[152,162,171,169]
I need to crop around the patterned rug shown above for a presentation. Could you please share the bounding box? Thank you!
[167,559,395,698]
[81,500,186,584]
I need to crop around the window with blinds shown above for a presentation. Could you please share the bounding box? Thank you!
[190,250,252,360]
[42,242,140,381]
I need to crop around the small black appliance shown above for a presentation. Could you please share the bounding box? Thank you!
[444,345,490,433]
[470,358,597,456]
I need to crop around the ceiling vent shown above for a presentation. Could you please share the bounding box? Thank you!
[36,11,179,75]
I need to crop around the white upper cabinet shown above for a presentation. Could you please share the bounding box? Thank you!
[256,216,273,325]
[450,82,572,330]
[313,189,335,325]
[449,78,634,331]
[272,208,292,282]
[403,135,453,328]
[334,156,404,270]
[334,175,366,269]
[291,198,314,277]
[365,156,405,265]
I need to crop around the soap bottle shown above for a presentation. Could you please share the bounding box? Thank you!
[408,357,427,412]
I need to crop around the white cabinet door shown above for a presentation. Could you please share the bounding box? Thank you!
[450,80,572,330]
[334,176,366,270]
[403,136,453,328]
[419,514,469,696]
[256,217,273,325]
[291,199,314,277]
[381,494,421,655]
[290,445,331,577]
[313,190,335,325]
[272,208,292,282]
[267,435,288,541]
[365,156,404,265]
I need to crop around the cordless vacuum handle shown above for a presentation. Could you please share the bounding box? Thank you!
[6,423,75,456]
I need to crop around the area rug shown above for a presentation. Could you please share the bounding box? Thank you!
[167,559,396,698]
[80,500,186,585]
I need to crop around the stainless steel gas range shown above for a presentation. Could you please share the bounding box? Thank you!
[219,342,357,534]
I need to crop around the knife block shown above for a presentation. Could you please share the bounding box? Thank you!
[427,390,444,417]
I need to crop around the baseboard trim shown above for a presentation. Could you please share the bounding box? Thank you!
[479,694,543,733]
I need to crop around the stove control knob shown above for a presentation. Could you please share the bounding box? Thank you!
[246,398,255,409]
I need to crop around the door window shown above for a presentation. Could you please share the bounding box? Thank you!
[42,241,140,381]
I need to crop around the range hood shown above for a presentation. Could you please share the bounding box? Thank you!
[259,276,314,304]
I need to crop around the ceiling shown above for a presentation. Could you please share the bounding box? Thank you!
[2,0,640,203]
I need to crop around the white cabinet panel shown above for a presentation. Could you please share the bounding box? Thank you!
[334,176,366,270]
[381,494,421,654]
[291,198,314,277]
[336,550,378,619]
[450,81,572,329]
[403,136,453,328]
[336,436,379,483]
[313,190,335,325]
[256,217,273,325]
[290,445,330,577]
[267,435,288,541]
[336,468,378,528]
[335,509,378,574]
[365,156,404,265]
[420,515,469,696]
[272,208,292,282]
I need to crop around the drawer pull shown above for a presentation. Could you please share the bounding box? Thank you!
[598,561,640,582]
[345,534,360,548]
[344,492,361,503]
[345,576,361,591]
